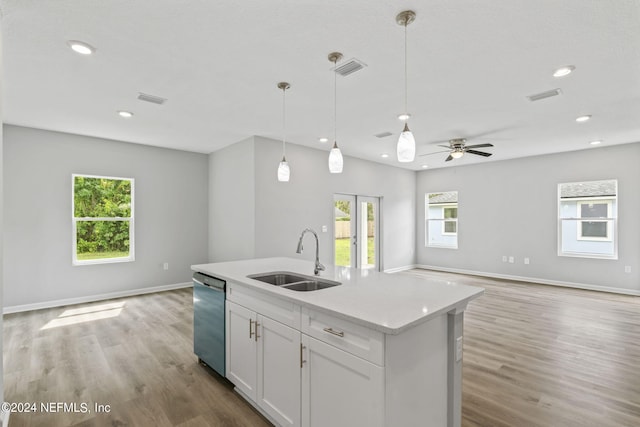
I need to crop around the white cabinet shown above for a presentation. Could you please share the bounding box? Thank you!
[226,282,452,427]
[226,301,258,400]
[258,315,301,427]
[226,300,301,427]
[301,334,383,427]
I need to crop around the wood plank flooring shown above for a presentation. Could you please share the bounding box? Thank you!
[3,271,640,426]
[402,269,640,427]
[3,289,270,427]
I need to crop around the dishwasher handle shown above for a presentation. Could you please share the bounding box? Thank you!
[193,273,226,292]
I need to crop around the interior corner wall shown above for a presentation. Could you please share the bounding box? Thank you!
[416,142,640,293]
[208,137,256,262]
[252,136,416,271]
[2,125,209,308]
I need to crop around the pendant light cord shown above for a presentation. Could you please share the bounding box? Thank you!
[334,59,337,145]
[282,86,286,158]
[404,20,408,114]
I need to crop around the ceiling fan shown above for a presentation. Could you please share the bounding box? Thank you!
[419,138,494,162]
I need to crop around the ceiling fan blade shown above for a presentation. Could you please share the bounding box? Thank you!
[465,143,494,149]
[445,155,454,162]
[466,149,493,157]
[418,150,450,157]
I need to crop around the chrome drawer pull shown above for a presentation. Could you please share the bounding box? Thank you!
[323,327,345,337]
[249,319,255,339]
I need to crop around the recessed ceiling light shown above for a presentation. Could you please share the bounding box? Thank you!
[318,137,329,143]
[589,140,602,145]
[421,164,429,168]
[67,40,95,55]
[576,115,591,123]
[397,113,411,121]
[118,111,134,118]
[553,65,575,77]
[381,153,389,158]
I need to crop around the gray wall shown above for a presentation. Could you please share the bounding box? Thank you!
[208,136,416,271]
[0,20,4,406]
[416,142,640,293]
[3,125,209,308]
[209,137,256,261]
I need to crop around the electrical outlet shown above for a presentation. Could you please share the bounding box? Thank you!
[524,257,530,265]
[163,262,169,270]
[508,256,515,264]
[321,225,328,232]
[456,336,463,362]
[624,266,632,273]
[502,255,507,262]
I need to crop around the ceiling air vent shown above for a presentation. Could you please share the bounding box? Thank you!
[375,131,393,138]
[333,58,367,77]
[527,88,562,102]
[137,92,167,105]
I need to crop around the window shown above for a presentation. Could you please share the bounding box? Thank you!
[72,174,134,265]
[426,191,458,248]
[443,206,458,234]
[577,200,612,240]
[558,179,616,259]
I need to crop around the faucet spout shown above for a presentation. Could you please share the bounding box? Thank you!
[295,228,325,275]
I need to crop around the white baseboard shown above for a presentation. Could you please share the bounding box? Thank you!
[414,265,640,296]
[383,264,417,274]
[3,282,193,314]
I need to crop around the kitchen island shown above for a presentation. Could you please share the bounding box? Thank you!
[192,257,484,427]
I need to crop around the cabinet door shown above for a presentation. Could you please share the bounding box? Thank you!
[226,301,257,401]
[301,335,384,427]
[257,316,301,427]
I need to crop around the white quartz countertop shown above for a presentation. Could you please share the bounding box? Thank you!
[191,257,484,334]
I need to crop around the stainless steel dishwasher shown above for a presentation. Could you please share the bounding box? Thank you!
[193,272,226,377]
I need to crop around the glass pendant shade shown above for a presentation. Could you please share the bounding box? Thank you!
[451,150,464,159]
[328,142,344,173]
[397,123,416,162]
[277,156,290,182]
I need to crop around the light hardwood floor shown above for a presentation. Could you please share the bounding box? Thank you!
[3,271,640,426]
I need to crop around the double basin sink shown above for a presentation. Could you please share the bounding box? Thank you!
[247,271,341,292]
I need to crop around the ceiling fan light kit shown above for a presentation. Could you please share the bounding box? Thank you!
[396,10,417,163]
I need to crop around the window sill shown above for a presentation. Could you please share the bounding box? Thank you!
[73,256,135,266]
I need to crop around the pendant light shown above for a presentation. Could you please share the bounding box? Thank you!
[328,52,344,174]
[277,82,291,182]
[396,10,416,163]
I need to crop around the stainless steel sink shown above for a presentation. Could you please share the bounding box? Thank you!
[247,272,309,286]
[282,280,340,292]
[247,271,341,291]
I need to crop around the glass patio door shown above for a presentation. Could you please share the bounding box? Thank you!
[333,194,380,270]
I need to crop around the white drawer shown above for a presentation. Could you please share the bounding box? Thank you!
[301,308,384,366]
[227,281,301,329]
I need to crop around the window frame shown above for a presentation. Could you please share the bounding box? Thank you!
[72,173,135,266]
[557,180,617,260]
[442,205,458,236]
[576,200,613,242]
[425,191,459,249]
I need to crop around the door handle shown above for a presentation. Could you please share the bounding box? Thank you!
[249,319,255,339]
[255,321,260,342]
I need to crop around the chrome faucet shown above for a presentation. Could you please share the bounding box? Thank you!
[296,228,325,275]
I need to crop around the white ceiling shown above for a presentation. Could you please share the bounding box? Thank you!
[3,0,640,170]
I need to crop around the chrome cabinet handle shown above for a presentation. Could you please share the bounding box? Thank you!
[255,321,260,342]
[323,327,345,337]
[249,319,255,339]
[300,343,306,368]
